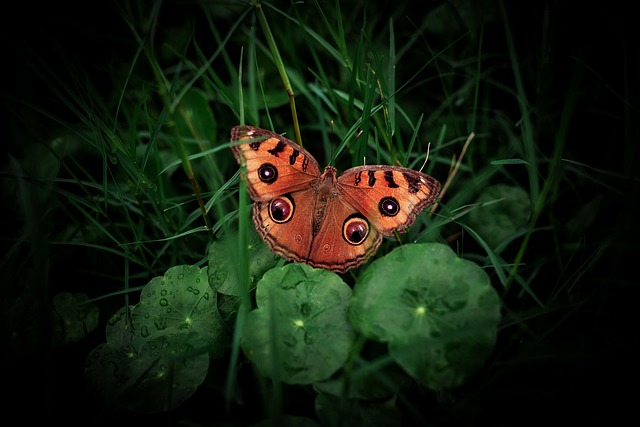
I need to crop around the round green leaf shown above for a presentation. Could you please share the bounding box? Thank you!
[85,306,137,406]
[314,357,407,400]
[105,305,136,348]
[132,265,227,356]
[208,231,279,296]
[173,87,217,146]
[242,264,355,384]
[121,333,209,413]
[53,291,99,343]
[467,184,531,247]
[350,243,501,390]
[85,305,209,413]
[315,392,401,427]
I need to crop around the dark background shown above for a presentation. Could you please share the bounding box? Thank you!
[2,1,638,425]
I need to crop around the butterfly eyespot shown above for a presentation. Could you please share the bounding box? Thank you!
[379,196,400,217]
[268,195,294,223]
[343,215,369,245]
[322,243,331,252]
[295,234,303,243]
[258,163,278,184]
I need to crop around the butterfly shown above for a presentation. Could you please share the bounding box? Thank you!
[230,125,441,274]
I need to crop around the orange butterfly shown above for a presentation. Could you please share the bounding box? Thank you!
[231,125,440,274]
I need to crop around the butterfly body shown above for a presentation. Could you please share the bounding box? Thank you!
[231,125,440,274]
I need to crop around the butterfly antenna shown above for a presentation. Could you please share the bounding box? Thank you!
[419,142,432,173]
[352,129,365,165]
[327,121,337,166]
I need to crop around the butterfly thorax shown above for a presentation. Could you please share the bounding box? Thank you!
[310,166,339,236]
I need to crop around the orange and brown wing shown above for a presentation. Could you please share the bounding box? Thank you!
[252,186,382,274]
[230,125,322,202]
[252,188,316,266]
[336,165,440,236]
[306,196,382,273]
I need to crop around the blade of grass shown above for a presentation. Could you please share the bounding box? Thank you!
[252,1,301,145]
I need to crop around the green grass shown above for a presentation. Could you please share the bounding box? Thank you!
[2,0,638,425]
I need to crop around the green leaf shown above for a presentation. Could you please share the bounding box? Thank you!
[173,87,217,144]
[314,355,407,400]
[85,306,136,407]
[208,231,279,296]
[85,327,209,413]
[86,288,213,413]
[467,184,531,247]
[120,333,210,413]
[315,393,401,427]
[132,265,228,356]
[52,292,99,343]
[350,243,501,390]
[105,305,136,348]
[242,263,355,384]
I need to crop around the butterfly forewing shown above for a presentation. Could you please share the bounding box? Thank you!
[337,165,440,236]
[231,126,322,201]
